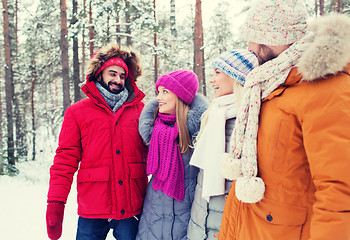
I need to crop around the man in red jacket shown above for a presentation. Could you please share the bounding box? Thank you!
[46,44,148,240]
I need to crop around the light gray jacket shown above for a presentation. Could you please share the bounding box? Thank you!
[187,118,235,240]
[136,95,209,240]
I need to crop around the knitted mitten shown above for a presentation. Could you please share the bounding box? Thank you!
[46,201,65,240]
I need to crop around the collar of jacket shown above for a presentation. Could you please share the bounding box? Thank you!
[263,63,350,102]
[141,95,209,141]
[263,14,350,102]
[263,67,301,102]
[81,79,145,110]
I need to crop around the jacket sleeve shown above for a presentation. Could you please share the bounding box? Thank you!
[47,107,81,204]
[302,76,350,239]
[138,98,158,145]
[187,95,209,137]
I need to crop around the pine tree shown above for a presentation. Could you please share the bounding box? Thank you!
[89,0,94,56]
[0,52,3,174]
[30,57,37,161]
[2,0,15,167]
[193,0,206,95]
[60,0,71,113]
[72,0,81,102]
[205,1,235,58]
[154,0,158,84]
[21,0,62,159]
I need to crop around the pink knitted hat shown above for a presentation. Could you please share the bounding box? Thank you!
[241,0,308,46]
[156,70,199,104]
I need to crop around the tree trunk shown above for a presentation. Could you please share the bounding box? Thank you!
[116,0,121,46]
[30,57,37,161]
[2,0,15,165]
[106,14,110,43]
[337,0,341,12]
[0,55,3,174]
[60,0,71,113]
[170,0,176,55]
[82,0,86,82]
[13,93,25,158]
[54,79,59,108]
[330,0,336,12]
[193,0,206,96]
[72,0,81,102]
[89,0,94,57]
[319,0,324,15]
[170,0,177,38]
[10,0,26,159]
[125,0,132,46]
[15,0,18,54]
[153,0,158,85]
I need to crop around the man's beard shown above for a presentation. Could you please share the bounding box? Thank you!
[256,44,279,65]
[100,81,124,94]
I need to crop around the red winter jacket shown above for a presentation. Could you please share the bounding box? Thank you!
[47,78,148,220]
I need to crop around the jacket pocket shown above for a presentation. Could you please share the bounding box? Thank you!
[240,197,307,239]
[129,163,148,212]
[77,167,112,215]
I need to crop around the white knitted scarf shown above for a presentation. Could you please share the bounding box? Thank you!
[190,94,237,202]
[220,34,313,203]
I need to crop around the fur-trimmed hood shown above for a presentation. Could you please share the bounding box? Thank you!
[297,13,350,81]
[86,44,142,83]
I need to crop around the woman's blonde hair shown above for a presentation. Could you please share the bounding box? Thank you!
[154,97,191,154]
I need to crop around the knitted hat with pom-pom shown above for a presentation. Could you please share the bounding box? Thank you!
[241,0,308,46]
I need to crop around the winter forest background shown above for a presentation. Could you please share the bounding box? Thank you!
[0,0,349,239]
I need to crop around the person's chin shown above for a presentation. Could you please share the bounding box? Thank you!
[214,90,221,98]
[109,88,123,94]
[159,108,170,115]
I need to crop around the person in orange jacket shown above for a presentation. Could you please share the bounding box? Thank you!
[218,0,350,239]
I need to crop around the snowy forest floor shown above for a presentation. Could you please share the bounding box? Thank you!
[0,149,115,240]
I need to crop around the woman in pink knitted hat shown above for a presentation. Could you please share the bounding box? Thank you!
[136,70,209,240]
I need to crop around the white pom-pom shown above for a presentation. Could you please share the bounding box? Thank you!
[235,176,265,203]
[219,153,241,180]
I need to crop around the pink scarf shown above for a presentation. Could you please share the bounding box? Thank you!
[147,113,185,201]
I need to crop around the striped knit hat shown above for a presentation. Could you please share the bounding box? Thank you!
[241,0,308,46]
[212,50,259,85]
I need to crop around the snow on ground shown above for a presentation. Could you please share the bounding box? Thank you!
[0,149,114,240]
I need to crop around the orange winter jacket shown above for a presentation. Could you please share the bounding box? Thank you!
[219,14,350,240]
[219,65,350,240]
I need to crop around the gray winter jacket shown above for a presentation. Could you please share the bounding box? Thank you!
[187,118,235,240]
[136,95,209,240]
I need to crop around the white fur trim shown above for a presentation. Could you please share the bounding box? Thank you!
[298,14,350,81]
[219,153,241,180]
[235,176,265,203]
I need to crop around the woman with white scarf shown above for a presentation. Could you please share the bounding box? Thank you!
[187,50,258,240]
